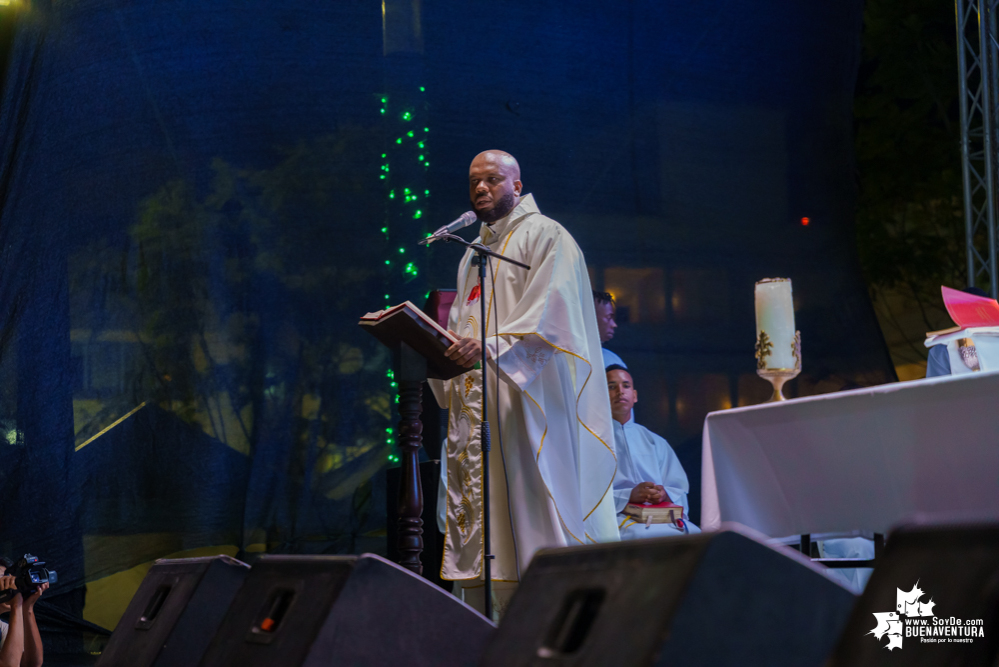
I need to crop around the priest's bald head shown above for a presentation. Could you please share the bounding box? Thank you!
[469,150,523,223]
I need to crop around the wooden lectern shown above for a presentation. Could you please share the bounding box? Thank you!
[360,300,464,575]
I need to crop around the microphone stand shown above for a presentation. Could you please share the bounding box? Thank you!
[434,232,529,620]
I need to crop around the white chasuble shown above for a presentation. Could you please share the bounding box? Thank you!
[429,194,619,583]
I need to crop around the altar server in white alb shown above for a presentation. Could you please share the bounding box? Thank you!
[607,365,700,539]
[429,150,619,616]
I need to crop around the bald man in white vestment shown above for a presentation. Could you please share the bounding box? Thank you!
[607,366,700,539]
[428,151,619,618]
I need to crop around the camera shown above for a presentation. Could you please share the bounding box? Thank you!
[0,554,57,600]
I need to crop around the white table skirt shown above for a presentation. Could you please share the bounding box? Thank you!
[701,371,999,537]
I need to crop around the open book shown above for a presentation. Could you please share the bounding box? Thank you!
[926,286,999,337]
[359,301,467,381]
[623,500,684,525]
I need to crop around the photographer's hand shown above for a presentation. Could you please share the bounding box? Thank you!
[23,582,46,610]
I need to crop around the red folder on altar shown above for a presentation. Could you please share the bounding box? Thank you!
[941,286,999,329]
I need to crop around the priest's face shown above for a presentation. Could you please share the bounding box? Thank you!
[469,151,522,223]
[607,369,637,423]
[595,300,617,343]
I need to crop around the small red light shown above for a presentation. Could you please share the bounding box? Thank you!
[801,217,810,226]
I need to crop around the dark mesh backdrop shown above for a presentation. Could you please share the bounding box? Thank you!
[0,0,891,657]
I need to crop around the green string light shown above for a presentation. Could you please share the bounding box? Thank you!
[379,85,430,465]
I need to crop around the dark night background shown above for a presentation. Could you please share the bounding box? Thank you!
[0,0,962,657]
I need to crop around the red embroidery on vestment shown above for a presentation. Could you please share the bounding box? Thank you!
[466,283,481,305]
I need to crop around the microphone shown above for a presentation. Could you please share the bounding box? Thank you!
[419,211,478,245]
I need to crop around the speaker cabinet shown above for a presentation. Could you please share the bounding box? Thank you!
[481,526,856,667]
[827,520,999,666]
[198,553,494,667]
[97,555,250,667]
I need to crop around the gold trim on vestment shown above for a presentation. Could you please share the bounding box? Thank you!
[496,329,618,523]
[497,331,615,459]
[440,399,454,581]
[519,385,584,545]
[619,517,638,531]
[584,466,617,524]
[522,390,548,463]
[484,228,518,336]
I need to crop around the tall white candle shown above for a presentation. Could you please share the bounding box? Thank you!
[755,278,797,370]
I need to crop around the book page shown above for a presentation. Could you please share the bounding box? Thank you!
[400,301,458,342]
[360,302,408,321]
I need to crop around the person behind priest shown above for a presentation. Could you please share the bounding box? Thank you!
[429,150,619,618]
[593,290,626,369]
[607,365,700,539]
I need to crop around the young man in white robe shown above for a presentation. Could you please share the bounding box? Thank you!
[429,150,619,618]
[607,365,700,539]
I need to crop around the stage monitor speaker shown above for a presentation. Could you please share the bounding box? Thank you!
[481,525,856,667]
[826,519,999,666]
[96,555,250,667]
[197,553,494,667]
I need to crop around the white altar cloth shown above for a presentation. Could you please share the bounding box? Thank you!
[701,371,999,537]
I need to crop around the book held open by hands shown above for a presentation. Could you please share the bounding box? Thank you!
[359,301,467,381]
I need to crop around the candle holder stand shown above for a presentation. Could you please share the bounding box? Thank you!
[757,367,800,402]
[756,330,801,402]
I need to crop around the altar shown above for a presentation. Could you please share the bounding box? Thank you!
[701,371,999,538]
